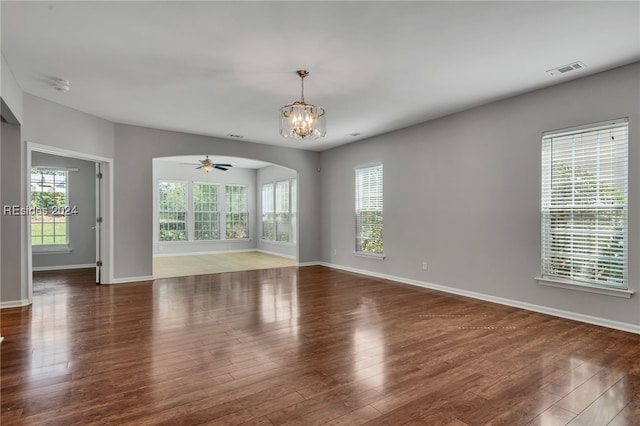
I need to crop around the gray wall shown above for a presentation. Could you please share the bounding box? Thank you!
[1,121,25,304]
[16,96,320,285]
[10,60,640,331]
[31,152,96,270]
[153,159,257,255]
[1,53,23,124]
[256,165,297,259]
[113,124,321,280]
[23,94,114,159]
[1,51,26,306]
[320,62,640,327]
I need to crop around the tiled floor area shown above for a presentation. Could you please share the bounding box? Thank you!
[153,251,296,278]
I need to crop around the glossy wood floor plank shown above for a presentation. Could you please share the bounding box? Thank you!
[2,266,640,425]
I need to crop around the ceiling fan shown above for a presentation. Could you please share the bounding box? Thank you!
[183,156,233,172]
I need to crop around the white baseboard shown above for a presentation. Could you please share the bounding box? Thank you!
[32,263,95,272]
[1,299,31,309]
[154,248,297,260]
[255,249,296,260]
[297,261,322,267]
[315,262,640,335]
[109,275,154,284]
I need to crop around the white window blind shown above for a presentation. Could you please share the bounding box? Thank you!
[356,164,383,254]
[541,118,628,288]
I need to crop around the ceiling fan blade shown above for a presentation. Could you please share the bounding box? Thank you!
[214,165,229,171]
[195,165,203,169]
[215,164,233,167]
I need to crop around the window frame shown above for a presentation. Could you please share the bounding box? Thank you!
[262,183,275,241]
[355,163,384,259]
[275,180,291,243]
[158,180,188,242]
[30,168,71,253]
[260,178,296,245]
[290,178,297,245]
[193,182,220,241]
[538,118,630,294]
[224,184,249,240]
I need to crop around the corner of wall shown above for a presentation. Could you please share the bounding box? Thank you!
[1,52,24,124]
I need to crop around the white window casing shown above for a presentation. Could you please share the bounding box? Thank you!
[355,164,384,256]
[541,118,628,290]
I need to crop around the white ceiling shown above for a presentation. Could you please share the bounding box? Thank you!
[2,1,639,152]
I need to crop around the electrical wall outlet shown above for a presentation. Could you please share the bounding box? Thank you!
[422,262,428,270]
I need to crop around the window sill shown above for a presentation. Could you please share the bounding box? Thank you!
[33,246,72,255]
[536,277,633,299]
[353,252,385,261]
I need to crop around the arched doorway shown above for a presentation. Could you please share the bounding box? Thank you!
[151,155,298,279]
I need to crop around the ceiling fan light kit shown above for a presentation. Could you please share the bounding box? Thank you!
[195,156,232,173]
[280,70,326,140]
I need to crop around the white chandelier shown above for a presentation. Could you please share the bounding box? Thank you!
[280,70,326,140]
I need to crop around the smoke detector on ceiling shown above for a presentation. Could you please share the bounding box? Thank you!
[546,62,587,76]
[51,78,70,93]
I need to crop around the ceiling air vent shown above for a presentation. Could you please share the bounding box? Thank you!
[547,61,586,76]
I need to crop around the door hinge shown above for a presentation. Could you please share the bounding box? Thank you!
[96,172,103,179]
[96,260,103,267]
[96,217,103,224]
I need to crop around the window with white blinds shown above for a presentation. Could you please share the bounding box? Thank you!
[355,164,383,255]
[541,118,628,288]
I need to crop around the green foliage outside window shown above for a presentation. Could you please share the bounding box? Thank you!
[159,182,187,241]
[31,169,68,246]
[547,161,625,284]
[357,211,383,254]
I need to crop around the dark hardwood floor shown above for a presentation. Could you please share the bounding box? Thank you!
[1,266,640,425]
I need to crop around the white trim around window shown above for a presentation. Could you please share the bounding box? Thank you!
[540,118,629,292]
[261,178,296,245]
[355,163,384,257]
